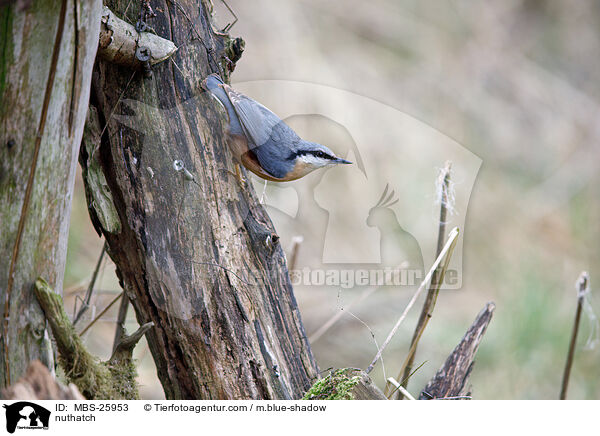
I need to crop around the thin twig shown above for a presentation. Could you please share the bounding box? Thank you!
[309,264,408,344]
[112,291,130,354]
[99,70,137,140]
[78,292,123,337]
[560,271,589,400]
[73,241,107,325]
[393,161,452,397]
[392,245,455,394]
[345,310,386,381]
[387,360,427,399]
[397,270,453,393]
[165,0,221,68]
[365,227,460,374]
[219,0,238,32]
[123,0,134,24]
[68,289,118,297]
[309,287,377,344]
[169,56,186,78]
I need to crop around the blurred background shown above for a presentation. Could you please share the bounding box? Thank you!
[64,0,600,399]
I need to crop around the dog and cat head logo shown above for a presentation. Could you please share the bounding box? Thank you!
[2,402,50,433]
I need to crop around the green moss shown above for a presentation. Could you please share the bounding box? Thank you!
[34,278,140,399]
[303,369,361,400]
[106,358,140,400]
[0,6,13,107]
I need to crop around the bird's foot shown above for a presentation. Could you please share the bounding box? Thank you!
[234,163,246,187]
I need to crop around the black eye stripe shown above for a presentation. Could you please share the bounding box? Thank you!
[288,150,334,160]
[307,150,330,159]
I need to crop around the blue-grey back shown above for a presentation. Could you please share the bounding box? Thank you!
[251,122,301,178]
[206,74,306,179]
[225,85,302,178]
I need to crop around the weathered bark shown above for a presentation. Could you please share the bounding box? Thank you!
[419,302,495,399]
[98,6,177,68]
[0,0,101,387]
[83,0,318,399]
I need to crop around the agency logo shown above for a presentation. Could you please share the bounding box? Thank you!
[114,79,481,319]
[2,402,50,433]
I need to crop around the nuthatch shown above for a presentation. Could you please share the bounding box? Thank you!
[202,74,352,182]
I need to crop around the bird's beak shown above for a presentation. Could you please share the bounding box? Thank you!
[334,157,352,164]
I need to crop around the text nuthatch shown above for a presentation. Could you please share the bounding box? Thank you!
[202,74,352,182]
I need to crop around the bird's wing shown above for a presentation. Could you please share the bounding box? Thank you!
[223,84,288,148]
[223,84,299,178]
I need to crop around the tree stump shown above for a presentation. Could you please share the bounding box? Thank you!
[82,0,318,399]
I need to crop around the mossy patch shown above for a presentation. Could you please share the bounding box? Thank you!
[34,278,141,399]
[303,368,361,400]
[0,7,13,103]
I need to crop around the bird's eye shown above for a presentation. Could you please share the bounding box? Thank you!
[316,151,324,158]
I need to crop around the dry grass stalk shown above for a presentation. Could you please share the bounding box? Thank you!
[386,377,416,400]
[390,161,453,397]
[365,227,460,374]
[560,271,590,400]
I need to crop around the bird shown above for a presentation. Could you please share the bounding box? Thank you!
[202,74,352,182]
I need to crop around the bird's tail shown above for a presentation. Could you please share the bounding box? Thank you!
[201,74,244,135]
[201,73,230,108]
[201,73,225,91]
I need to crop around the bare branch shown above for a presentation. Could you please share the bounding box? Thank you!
[73,242,107,326]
